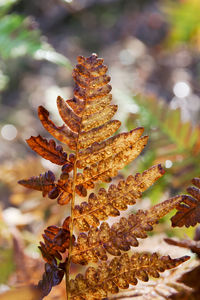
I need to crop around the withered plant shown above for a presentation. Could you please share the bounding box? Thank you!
[19,54,200,300]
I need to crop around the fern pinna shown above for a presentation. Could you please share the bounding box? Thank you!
[19,54,190,300]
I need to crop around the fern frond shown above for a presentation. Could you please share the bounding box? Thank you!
[71,195,184,265]
[26,135,69,165]
[38,260,65,299]
[70,252,189,300]
[74,164,165,231]
[171,177,200,227]
[77,127,144,168]
[18,54,193,300]
[18,170,56,197]
[39,217,72,264]
[20,54,148,200]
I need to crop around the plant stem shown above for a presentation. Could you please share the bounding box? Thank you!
[66,154,78,300]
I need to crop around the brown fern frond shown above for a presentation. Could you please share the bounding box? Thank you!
[77,127,144,168]
[39,217,72,264]
[74,164,165,231]
[75,135,148,186]
[18,170,56,197]
[69,252,189,300]
[18,168,75,204]
[20,54,148,201]
[26,135,69,165]
[37,259,65,298]
[171,177,200,227]
[18,54,193,300]
[71,195,184,265]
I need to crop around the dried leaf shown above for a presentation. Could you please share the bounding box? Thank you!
[18,170,56,197]
[57,96,81,133]
[171,177,200,227]
[74,164,165,231]
[77,127,144,168]
[38,261,65,299]
[72,196,184,264]
[79,120,121,149]
[39,217,72,264]
[70,253,189,300]
[76,136,148,187]
[26,135,69,165]
[38,106,77,150]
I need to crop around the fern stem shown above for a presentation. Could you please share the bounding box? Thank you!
[66,153,78,300]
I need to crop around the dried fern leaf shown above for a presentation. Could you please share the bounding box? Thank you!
[20,54,149,202]
[39,217,72,264]
[76,136,148,187]
[70,252,189,300]
[18,167,75,204]
[57,96,81,133]
[38,260,65,299]
[26,135,69,165]
[78,120,121,149]
[18,170,56,197]
[71,195,184,264]
[77,127,144,168]
[82,104,118,132]
[74,164,165,231]
[38,106,78,150]
[165,238,200,258]
[171,177,200,227]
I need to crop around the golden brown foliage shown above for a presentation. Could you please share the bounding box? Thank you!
[171,177,200,227]
[69,253,189,300]
[18,54,193,300]
[39,217,72,264]
[73,164,165,231]
[72,195,184,265]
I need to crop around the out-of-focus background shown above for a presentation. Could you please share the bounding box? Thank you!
[0,0,200,298]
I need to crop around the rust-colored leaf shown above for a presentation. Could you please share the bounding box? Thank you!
[74,164,165,231]
[38,106,77,150]
[71,195,183,265]
[57,96,81,133]
[171,177,200,227]
[79,120,121,149]
[18,53,193,300]
[18,170,56,197]
[77,127,144,168]
[76,136,148,188]
[70,253,189,300]
[26,135,69,165]
[38,260,65,299]
[39,216,72,264]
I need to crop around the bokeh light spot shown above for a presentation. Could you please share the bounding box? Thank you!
[165,160,173,168]
[1,124,17,140]
[173,81,191,98]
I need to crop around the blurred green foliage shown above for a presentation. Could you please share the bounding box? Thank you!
[0,248,14,284]
[163,0,200,48]
[0,0,71,91]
